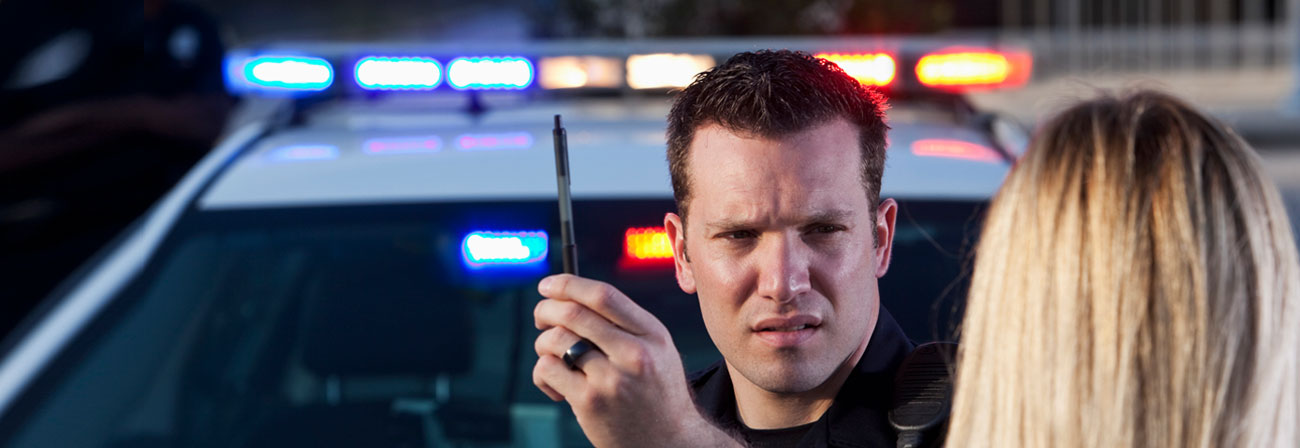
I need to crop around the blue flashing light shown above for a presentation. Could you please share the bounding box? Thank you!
[447,57,534,90]
[240,56,334,91]
[266,144,339,162]
[364,136,442,154]
[355,56,443,90]
[456,132,534,151]
[462,230,548,269]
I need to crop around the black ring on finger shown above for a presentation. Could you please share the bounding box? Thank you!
[563,338,597,370]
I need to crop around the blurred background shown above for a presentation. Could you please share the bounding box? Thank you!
[2,0,1298,338]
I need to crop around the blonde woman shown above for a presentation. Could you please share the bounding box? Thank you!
[946,91,1300,447]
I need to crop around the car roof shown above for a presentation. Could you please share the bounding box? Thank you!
[199,99,1010,210]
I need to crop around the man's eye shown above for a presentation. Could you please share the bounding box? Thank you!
[723,230,756,240]
[811,225,842,234]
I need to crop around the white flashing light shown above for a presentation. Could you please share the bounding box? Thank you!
[467,235,530,260]
[447,57,534,90]
[243,56,333,91]
[355,56,442,90]
[462,230,548,268]
[626,54,715,89]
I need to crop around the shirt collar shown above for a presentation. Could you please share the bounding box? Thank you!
[689,307,915,447]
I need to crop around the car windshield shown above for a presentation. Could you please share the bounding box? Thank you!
[0,198,982,447]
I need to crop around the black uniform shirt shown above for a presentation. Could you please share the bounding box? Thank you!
[688,308,915,447]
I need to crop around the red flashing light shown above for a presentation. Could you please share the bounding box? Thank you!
[815,53,895,87]
[625,227,674,261]
[915,49,1031,90]
[911,139,1003,163]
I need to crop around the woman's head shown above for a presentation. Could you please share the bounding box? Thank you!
[947,91,1300,447]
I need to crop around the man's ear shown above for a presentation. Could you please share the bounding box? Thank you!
[874,198,898,278]
[665,212,697,293]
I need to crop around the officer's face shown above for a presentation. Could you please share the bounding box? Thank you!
[665,117,896,393]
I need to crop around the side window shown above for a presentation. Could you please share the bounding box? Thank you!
[878,200,985,342]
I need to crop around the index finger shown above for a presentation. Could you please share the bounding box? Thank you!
[538,274,661,336]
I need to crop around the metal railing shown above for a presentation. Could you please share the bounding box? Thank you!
[997,25,1291,78]
[990,0,1294,79]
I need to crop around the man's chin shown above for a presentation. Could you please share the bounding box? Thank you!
[734,361,831,394]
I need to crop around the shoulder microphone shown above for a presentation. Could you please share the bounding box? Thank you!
[888,342,958,448]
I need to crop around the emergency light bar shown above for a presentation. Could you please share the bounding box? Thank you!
[462,230,549,268]
[225,40,1031,97]
[355,56,442,90]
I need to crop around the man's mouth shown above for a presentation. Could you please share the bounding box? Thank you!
[757,324,813,332]
[752,316,821,347]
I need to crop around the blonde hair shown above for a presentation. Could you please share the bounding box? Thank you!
[946,91,1300,447]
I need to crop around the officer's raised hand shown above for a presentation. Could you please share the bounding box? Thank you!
[533,274,741,447]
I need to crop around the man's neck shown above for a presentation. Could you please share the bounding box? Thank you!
[727,324,875,430]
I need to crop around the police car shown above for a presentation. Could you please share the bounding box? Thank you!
[0,39,1027,447]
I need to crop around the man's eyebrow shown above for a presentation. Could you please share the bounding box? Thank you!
[703,209,857,233]
[704,218,757,233]
[804,209,855,225]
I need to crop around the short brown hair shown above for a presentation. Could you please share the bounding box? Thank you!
[666,50,889,220]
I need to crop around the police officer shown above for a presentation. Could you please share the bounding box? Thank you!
[532,50,911,447]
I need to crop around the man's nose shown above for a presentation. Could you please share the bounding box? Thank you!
[756,232,812,304]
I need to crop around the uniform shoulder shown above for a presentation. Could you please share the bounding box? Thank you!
[687,359,726,389]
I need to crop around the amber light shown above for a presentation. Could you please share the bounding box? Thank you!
[815,53,895,87]
[915,49,1031,90]
[539,56,623,89]
[626,54,716,89]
